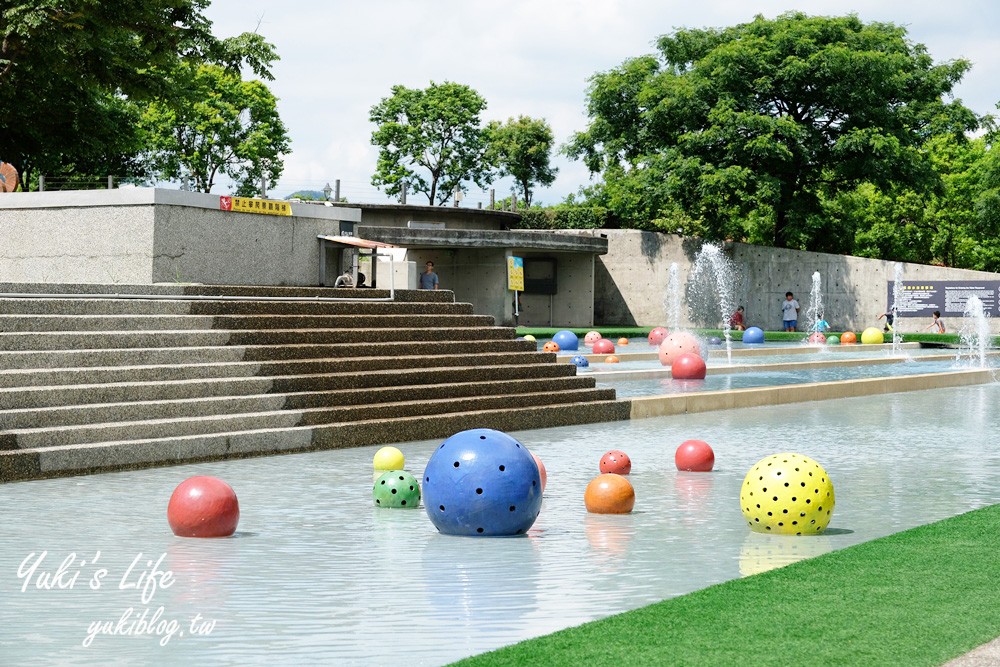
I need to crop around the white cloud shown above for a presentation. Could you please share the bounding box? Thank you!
[204,0,1000,203]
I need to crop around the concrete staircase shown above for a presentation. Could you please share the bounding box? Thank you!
[0,284,627,481]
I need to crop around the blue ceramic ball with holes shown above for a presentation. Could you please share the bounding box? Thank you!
[743,327,765,344]
[422,428,543,536]
[570,354,589,368]
[551,330,579,351]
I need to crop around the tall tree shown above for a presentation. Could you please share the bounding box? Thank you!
[567,12,979,250]
[370,81,492,205]
[139,62,290,194]
[0,2,275,187]
[485,116,558,207]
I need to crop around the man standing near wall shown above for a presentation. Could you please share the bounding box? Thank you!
[420,261,439,290]
[782,292,800,332]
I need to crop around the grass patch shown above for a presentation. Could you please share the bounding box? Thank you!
[454,505,1000,667]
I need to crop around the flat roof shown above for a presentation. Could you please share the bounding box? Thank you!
[357,225,609,254]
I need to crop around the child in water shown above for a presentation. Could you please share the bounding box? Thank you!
[926,310,945,333]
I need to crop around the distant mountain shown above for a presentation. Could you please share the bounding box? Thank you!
[285,190,325,201]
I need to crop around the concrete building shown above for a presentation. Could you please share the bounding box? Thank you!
[0,189,607,327]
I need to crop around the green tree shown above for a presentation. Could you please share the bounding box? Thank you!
[370,81,492,205]
[0,1,276,187]
[485,116,557,207]
[567,12,979,249]
[139,62,290,194]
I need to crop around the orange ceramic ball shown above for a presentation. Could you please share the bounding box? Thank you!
[605,355,620,363]
[671,352,707,380]
[840,331,857,345]
[648,326,669,346]
[675,439,715,472]
[617,337,629,346]
[167,476,240,538]
[658,332,702,366]
[543,341,560,352]
[530,451,547,493]
[584,474,635,514]
[592,338,615,355]
[584,331,602,346]
[599,449,632,475]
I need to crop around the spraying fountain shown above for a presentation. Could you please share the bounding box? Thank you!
[664,262,682,332]
[890,263,904,356]
[805,271,824,344]
[688,244,737,364]
[957,295,990,368]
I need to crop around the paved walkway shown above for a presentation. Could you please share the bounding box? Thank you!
[944,637,1000,666]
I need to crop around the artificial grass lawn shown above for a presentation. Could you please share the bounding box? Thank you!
[454,504,1000,667]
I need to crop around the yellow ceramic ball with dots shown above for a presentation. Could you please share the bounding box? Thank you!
[373,446,405,472]
[740,453,835,535]
[860,327,885,345]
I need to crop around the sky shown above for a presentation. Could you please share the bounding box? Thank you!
[203,1,1000,206]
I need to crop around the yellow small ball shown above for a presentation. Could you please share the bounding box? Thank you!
[373,446,405,471]
[860,327,885,345]
[523,334,536,342]
[740,453,835,535]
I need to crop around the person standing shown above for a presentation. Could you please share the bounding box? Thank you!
[419,261,439,290]
[781,292,800,332]
[876,308,895,332]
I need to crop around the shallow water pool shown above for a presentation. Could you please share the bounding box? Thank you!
[2,384,999,665]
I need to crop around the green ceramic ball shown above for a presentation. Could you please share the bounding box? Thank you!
[373,470,421,509]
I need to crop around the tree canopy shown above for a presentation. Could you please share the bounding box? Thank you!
[370,81,492,205]
[0,1,279,188]
[139,61,290,194]
[485,116,558,207]
[567,12,980,250]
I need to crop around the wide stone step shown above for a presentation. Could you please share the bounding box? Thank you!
[0,351,555,388]
[0,283,455,302]
[0,339,536,370]
[0,388,616,450]
[0,313,494,332]
[0,298,474,316]
[0,376,600,429]
[0,326,516,350]
[0,363,578,410]
[1,400,630,481]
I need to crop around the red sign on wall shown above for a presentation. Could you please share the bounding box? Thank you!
[219,196,233,211]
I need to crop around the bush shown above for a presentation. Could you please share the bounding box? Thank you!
[517,205,613,229]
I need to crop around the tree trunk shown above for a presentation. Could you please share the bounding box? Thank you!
[773,179,795,248]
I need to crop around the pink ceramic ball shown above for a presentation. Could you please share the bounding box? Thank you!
[592,338,615,355]
[658,332,702,366]
[584,331,602,347]
[648,327,669,346]
[671,352,707,380]
[808,332,826,344]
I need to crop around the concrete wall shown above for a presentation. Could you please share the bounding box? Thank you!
[347,203,520,231]
[0,188,360,286]
[516,251,594,328]
[593,229,1000,333]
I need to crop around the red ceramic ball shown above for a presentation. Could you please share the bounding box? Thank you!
[808,332,826,344]
[167,476,240,538]
[675,439,715,472]
[530,451,548,493]
[671,352,707,380]
[599,450,632,475]
[592,338,616,355]
[648,327,669,346]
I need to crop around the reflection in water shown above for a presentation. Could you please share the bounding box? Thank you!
[584,513,635,562]
[738,532,833,577]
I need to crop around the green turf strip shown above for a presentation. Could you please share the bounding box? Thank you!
[454,505,1000,667]
[515,327,989,346]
